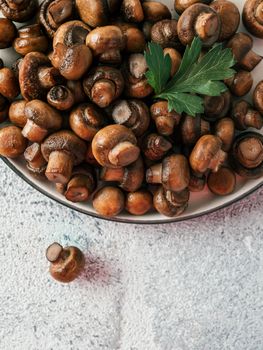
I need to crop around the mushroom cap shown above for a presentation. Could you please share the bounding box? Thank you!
[25,100,62,130]
[0,18,17,49]
[53,20,91,48]
[125,190,153,216]
[174,0,212,14]
[204,90,231,121]
[214,117,235,152]
[41,130,87,165]
[225,70,253,97]
[153,186,189,217]
[232,100,263,130]
[121,0,144,23]
[150,100,181,122]
[142,2,172,22]
[9,100,27,128]
[226,32,253,62]
[13,24,48,56]
[151,19,180,49]
[0,125,27,158]
[181,114,210,145]
[243,0,263,38]
[210,0,240,41]
[253,80,263,115]
[162,154,190,192]
[0,67,20,100]
[92,186,125,217]
[0,0,38,22]
[207,166,236,196]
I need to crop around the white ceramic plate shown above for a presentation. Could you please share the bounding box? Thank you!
[1,0,263,224]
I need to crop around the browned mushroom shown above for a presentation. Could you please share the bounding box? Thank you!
[142,2,171,22]
[85,143,100,166]
[92,124,140,168]
[0,0,38,22]
[86,26,125,64]
[174,0,212,14]
[67,80,86,105]
[65,165,96,202]
[47,85,75,111]
[115,23,146,53]
[100,156,144,192]
[188,172,206,192]
[52,20,90,47]
[122,54,153,98]
[151,20,181,50]
[226,33,262,71]
[203,90,231,121]
[177,3,221,46]
[163,48,182,76]
[125,189,153,215]
[214,117,235,152]
[19,52,63,101]
[24,142,47,174]
[92,186,125,216]
[83,66,125,108]
[0,18,16,49]
[243,0,263,38]
[253,80,263,115]
[121,0,144,23]
[41,130,87,184]
[146,154,190,192]
[207,166,236,196]
[150,101,181,136]
[231,132,263,178]
[0,67,20,100]
[0,95,9,123]
[75,0,122,27]
[142,133,172,161]
[69,103,107,141]
[109,99,150,137]
[11,57,23,79]
[224,70,253,97]
[190,135,227,174]
[46,242,85,283]
[13,24,48,56]
[9,100,27,128]
[22,100,62,143]
[0,125,27,158]
[39,0,74,37]
[210,0,240,41]
[180,114,210,145]
[153,186,189,217]
[232,100,263,130]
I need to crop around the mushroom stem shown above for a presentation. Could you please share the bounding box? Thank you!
[146,163,162,184]
[45,150,74,184]
[108,141,140,167]
[91,79,116,108]
[65,175,92,202]
[46,242,64,263]
[24,143,47,173]
[22,119,48,142]
[240,50,262,71]
[100,167,125,182]
[208,149,227,172]
[38,66,61,89]
[195,12,219,41]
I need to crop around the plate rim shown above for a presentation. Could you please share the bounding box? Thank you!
[2,156,263,225]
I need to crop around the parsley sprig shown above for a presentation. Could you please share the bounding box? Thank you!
[144,37,236,116]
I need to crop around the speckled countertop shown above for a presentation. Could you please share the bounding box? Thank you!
[0,160,262,350]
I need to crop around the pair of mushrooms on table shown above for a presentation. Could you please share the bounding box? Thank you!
[0,0,263,218]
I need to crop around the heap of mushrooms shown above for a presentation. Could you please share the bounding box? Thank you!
[0,0,263,219]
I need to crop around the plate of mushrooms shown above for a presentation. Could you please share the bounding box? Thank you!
[0,0,263,224]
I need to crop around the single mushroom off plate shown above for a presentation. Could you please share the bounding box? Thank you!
[1,0,263,224]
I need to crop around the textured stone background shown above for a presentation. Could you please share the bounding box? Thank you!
[0,160,262,350]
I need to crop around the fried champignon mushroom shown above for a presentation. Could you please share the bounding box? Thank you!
[24,142,47,174]
[224,70,253,97]
[243,0,263,38]
[210,0,240,41]
[13,24,48,56]
[188,172,206,192]
[203,90,231,122]
[174,0,212,14]
[100,156,144,192]
[9,100,27,128]
[86,26,125,64]
[190,135,227,174]
[41,130,87,184]
[153,186,189,217]
[39,0,74,38]
[0,18,16,49]
[231,132,263,178]
[75,0,122,28]
[0,67,19,100]
[150,101,181,136]
[125,189,153,215]
[92,186,125,216]
[181,115,210,146]
[253,80,263,115]
[142,133,172,161]
[0,0,38,22]
[52,20,90,47]
[83,66,125,108]
[65,164,96,202]
[0,95,9,123]
[67,80,86,104]
[232,100,263,130]
[226,33,262,71]
[121,0,144,23]
[46,242,85,283]
[0,125,27,158]
[19,52,63,101]
[47,85,74,111]
[122,53,153,99]
[151,20,181,50]
[85,143,100,166]
[92,124,140,168]
[163,48,182,76]
[110,99,150,137]
[214,117,235,152]
[177,3,221,46]
[115,22,146,53]
[146,154,190,192]
[207,166,236,196]
[142,2,172,22]
[69,103,107,141]
[22,100,62,143]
